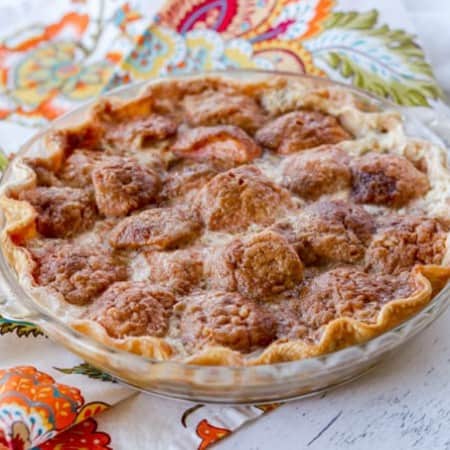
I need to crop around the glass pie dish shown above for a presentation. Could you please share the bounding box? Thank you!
[0,69,449,404]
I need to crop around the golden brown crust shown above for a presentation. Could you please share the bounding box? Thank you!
[71,320,174,359]
[30,242,128,305]
[145,249,204,294]
[18,187,97,238]
[1,74,450,367]
[277,200,375,265]
[365,216,447,274]
[85,281,175,337]
[179,291,277,353]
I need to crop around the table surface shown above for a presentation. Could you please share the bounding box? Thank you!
[404,0,450,99]
[220,2,450,448]
[221,308,450,449]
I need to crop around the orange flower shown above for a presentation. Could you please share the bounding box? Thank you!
[7,12,89,52]
[0,366,112,448]
[0,366,84,431]
[196,419,231,450]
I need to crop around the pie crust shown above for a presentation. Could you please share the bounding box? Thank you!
[1,75,450,366]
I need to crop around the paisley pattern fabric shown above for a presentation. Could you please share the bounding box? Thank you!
[0,0,441,139]
[0,366,110,449]
[0,2,152,128]
[128,0,438,106]
[0,0,443,449]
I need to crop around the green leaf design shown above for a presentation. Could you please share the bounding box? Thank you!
[305,9,442,106]
[55,362,117,383]
[326,53,440,106]
[324,10,378,30]
[0,315,44,338]
[0,152,8,172]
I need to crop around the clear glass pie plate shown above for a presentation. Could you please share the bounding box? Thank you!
[0,70,449,404]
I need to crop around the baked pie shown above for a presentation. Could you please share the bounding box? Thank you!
[1,75,450,366]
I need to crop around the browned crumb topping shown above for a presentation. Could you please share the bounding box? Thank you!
[179,291,277,353]
[92,157,161,217]
[109,207,201,250]
[58,150,104,188]
[182,89,266,133]
[50,98,177,156]
[277,200,375,265]
[255,110,352,154]
[209,231,303,299]
[366,216,447,274]
[103,113,177,148]
[351,153,430,207]
[282,146,351,199]
[50,123,103,154]
[162,162,217,203]
[195,165,294,232]
[172,125,261,169]
[19,187,97,238]
[24,158,62,187]
[92,99,178,148]
[146,249,204,294]
[86,282,175,338]
[298,267,413,329]
[31,243,127,305]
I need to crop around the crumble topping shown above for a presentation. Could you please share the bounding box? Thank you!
[182,89,267,133]
[209,230,304,300]
[281,146,352,200]
[19,187,97,238]
[86,281,175,338]
[275,200,375,265]
[351,153,430,207]
[366,216,447,274]
[145,249,204,295]
[297,267,413,329]
[92,157,161,217]
[195,165,294,233]
[58,150,105,188]
[31,243,127,306]
[109,206,201,250]
[178,291,277,353]
[172,125,261,169]
[255,110,352,154]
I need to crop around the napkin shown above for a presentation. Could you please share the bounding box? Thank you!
[0,1,443,449]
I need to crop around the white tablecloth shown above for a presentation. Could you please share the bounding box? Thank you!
[406,0,450,98]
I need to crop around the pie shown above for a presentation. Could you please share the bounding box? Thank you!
[1,75,450,367]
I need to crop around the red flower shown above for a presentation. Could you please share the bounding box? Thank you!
[40,418,111,450]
